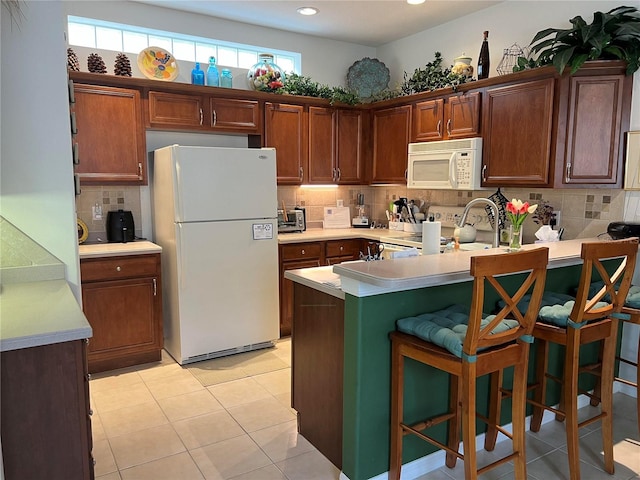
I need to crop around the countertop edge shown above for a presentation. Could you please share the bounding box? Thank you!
[79,241,162,258]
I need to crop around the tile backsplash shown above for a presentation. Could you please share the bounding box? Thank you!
[77,183,627,244]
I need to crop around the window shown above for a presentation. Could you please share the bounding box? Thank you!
[67,16,301,73]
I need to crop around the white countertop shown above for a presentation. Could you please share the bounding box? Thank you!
[284,265,345,299]
[277,227,415,244]
[79,240,162,258]
[332,239,588,297]
[0,279,92,352]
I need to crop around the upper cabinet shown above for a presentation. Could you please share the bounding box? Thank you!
[481,76,555,186]
[308,107,364,184]
[552,66,631,188]
[371,105,411,184]
[412,92,480,142]
[147,91,261,134]
[480,61,631,188]
[265,102,307,184]
[73,83,146,185]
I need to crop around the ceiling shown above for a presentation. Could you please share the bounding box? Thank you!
[133,0,503,47]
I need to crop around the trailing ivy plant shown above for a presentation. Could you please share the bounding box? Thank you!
[277,73,360,105]
[514,5,640,75]
[400,52,472,95]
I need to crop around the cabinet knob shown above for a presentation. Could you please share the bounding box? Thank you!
[301,249,305,255]
[89,409,94,416]
[340,246,344,251]
[116,266,121,272]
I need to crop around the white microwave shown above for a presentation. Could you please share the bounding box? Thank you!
[407,137,483,190]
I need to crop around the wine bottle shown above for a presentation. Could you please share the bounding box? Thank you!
[477,31,490,80]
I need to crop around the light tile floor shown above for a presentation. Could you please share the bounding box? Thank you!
[92,339,640,480]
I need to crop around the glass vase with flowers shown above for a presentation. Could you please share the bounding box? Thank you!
[506,198,537,251]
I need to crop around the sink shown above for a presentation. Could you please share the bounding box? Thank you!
[459,242,493,251]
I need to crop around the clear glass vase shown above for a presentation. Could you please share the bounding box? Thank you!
[509,225,523,252]
[247,54,285,92]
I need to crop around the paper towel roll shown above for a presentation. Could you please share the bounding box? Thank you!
[422,221,441,255]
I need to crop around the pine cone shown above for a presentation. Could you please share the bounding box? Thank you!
[114,52,132,77]
[87,53,107,74]
[67,48,80,72]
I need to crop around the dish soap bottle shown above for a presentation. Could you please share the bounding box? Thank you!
[477,31,490,79]
[191,62,204,85]
[206,56,219,87]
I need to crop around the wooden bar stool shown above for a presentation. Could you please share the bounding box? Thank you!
[389,247,549,480]
[520,239,636,480]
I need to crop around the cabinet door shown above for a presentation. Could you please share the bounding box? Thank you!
[372,105,411,184]
[412,99,444,142]
[209,97,261,134]
[280,259,322,336]
[74,84,146,185]
[147,91,206,129]
[265,102,307,184]
[558,75,626,186]
[482,78,554,186]
[82,276,162,373]
[308,106,336,184]
[445,92,480,139]
[336,109,364,184]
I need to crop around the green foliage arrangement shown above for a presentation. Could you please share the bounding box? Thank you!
[514,5,640,75]
[400,52,472,95]
[277,73,360,105]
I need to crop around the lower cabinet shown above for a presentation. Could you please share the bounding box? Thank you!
[1,339,94,480]
[80,253,163,373]
[279,239,364,336]
[291,283,344,469]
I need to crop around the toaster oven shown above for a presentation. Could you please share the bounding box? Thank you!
[278,208,306,233]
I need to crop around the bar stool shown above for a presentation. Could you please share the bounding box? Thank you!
[491,238,637,480]
[389,247,549,480]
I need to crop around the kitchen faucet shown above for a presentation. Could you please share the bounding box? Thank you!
[456,198,500,248]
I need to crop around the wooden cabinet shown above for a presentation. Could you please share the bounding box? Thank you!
[372,105,411,183]
[1,339,94,480]
[325,239,362,264]
[412,91,480,142]
[80,253,163,373]
[481,61,631,188]
[265,102,307,184]
[279,242,322,336]
[308,107,364,184]
[73,83,146,185]
[553,68,631,187]
[147,91,261,134]
[292,283,344,469]
[481,77,555,186]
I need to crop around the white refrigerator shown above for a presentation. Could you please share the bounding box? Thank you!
[151,145,279,365]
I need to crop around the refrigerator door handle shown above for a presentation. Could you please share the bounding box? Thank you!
[178,223,186,290]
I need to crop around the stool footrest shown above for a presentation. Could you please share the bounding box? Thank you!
[404,412,455,433]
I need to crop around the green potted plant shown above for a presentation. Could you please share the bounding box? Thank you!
[514,5,640,75]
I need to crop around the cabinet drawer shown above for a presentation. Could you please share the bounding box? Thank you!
[326,239,361,258]
[81,254,159,282]
[280,242,322,261]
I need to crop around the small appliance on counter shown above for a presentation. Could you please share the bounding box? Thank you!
[352,193,370,228]
[106,209,135,243]
[607,221,640,239]
[278,207,306,233]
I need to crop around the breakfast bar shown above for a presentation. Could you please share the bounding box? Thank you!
[285,239,608,480]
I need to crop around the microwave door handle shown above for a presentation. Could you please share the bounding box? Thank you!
[448,152,458,188]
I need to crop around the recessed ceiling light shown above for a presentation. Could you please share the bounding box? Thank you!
[407,0,426,4]
[297,7,318,16]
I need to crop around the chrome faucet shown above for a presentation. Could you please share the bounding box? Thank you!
[456,198,500,248]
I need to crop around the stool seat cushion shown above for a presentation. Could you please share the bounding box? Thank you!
[498,291,574,314]
[589,281,640,309]
[539,299,610,327]
[396,304,519,358]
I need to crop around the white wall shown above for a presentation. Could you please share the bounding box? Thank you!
[64,1,376,87]
[1,0,81,300]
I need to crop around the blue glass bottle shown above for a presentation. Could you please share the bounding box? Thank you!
[221,69,233,88]
[191,62,204,85]
[206,56,219,87]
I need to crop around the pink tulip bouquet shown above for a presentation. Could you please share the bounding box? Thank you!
[506,199,537,250]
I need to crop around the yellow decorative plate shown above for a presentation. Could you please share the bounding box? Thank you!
[77,218,88,244]
[137,47,179,81]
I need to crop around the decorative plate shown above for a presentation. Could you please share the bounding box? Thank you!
[137,47,179,81]
[77,218,88,244]
[347,57,390,99]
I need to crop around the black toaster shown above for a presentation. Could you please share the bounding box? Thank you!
[607,221,640,240]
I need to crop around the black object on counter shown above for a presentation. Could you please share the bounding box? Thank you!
[607,221,640,239]
[106,209,135,243]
